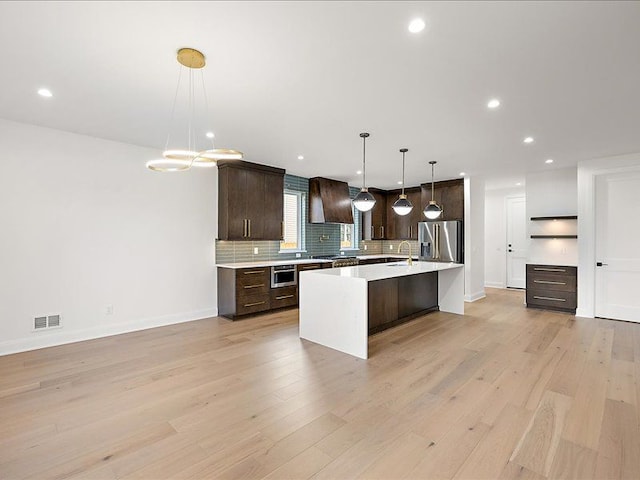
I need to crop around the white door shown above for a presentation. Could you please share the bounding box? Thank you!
[595,171,640,322]
[506,196,527,288]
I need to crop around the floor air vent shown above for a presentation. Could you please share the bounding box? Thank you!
[33,314,62,331]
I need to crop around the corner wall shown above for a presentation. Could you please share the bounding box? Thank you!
[0,119,218,355]
[464,176,485,301]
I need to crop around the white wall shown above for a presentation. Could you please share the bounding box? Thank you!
[525,167,578,266]
[484,187,525,288]
[464,176,485,302]
[0,119,218,355]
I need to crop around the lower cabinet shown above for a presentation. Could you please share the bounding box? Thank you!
[218,267,271,318]
[526,264,577,313]
[368,272,438,335]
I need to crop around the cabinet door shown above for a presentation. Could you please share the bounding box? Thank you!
[224,167,248,240]
[362,191,387,240]
[244,168,265,239]
[368,278,398,334]
[407,190,423,239]
[441,183,464,220]
[385,192,398,239]
[398,272,438,318]
[263,172,284,240]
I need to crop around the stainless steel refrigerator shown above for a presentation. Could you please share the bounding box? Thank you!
[418,221,463,263]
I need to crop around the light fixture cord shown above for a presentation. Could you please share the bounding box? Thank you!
[200,69,215,149]
[362,135,367,189]
[401,151,406,196]
[164,64,184,151]
[431,162,435,201]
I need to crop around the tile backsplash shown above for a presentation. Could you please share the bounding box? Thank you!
[215,173,420,264]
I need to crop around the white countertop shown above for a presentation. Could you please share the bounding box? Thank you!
[216,254,416,269]
[300,261,463,282]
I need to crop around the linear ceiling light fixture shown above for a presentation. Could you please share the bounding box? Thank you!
[146,48,242,172]
[423,160,442,219]
[352,132,376,212]
[392,148,413,216]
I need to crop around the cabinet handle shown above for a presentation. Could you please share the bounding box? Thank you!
[243,284,265,289]
[533,295,566,302]
[408,226,411,238]
[248,219,251,238]
[534,280,566,285]
[534,267,566,272]
[380,226,384,238]
[243,219,248,238]
[244,301,266,307]
[276,295,294,300]
[243,270,265,275]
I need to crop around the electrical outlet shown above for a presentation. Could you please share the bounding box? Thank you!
[364,244,368,251]
[296,253,301,258]
[105,305,113,315]
[389,244,394,250]
[253,247,259,255]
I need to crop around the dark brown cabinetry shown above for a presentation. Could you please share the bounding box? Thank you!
[385,187,422,240]
[368,272,438,334]
[296,262,326,273]
[526,264,577,313]
[361,189,387,240]
[421,179,464,221]
[218,266,272,318]
[218,160,285,240]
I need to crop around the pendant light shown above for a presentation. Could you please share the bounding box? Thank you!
[146,48,243,172]
[392,148,413,216]
[352,132,376,212]
[423,160,442,219]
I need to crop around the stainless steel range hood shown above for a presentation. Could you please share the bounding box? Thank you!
[308,177,354,224]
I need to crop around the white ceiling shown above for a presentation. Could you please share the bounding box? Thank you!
[1,1,639,189]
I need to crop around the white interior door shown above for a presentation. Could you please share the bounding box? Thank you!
[506,196,527,288]
[595,171,640,322]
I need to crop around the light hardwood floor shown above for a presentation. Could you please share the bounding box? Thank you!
[1,288,639,479]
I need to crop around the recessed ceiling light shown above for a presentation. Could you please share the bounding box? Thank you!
[297,155,304,160]
[487,98,500,109]
[408,18,426,33]
[37,88,53,98]
[206,132,214,139]
[545,159,554,164]
[459,172,466,176]
[523,136,534,144]
[516,182,522,186]
[356,170,362,175]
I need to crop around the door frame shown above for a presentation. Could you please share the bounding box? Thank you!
[505,195,526,289]
[577,152,640,318]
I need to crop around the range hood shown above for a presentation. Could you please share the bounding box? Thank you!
[309,177,354,224]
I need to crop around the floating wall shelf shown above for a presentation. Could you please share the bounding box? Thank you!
[530,235,578,239]
[530,215,578,221]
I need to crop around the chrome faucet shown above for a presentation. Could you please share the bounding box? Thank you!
[398,241,413,266]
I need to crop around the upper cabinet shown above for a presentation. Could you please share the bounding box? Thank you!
[361,188,387,240]
[421,178,464,221]
[218,160,285,240]
[385,187,422,240]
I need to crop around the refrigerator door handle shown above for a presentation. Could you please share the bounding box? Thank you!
[434,223,440,259]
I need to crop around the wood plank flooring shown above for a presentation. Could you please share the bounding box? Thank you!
[1,288,640,479]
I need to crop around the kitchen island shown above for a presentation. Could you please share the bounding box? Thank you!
[299,261,464,359]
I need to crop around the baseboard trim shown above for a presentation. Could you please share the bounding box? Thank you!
[465,290,487,303]
[0,308,218,356]
[484,281,506,289]
[575,308,594,319]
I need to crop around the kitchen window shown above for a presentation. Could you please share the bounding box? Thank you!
[280,190,305,252]
[340,203,358,250]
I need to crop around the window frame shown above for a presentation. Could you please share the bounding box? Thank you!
[279,189,306,253]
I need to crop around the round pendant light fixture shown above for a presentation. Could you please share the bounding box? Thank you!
[423,160,442,220]
[352,132,376,212]
[146,47,243,172]
[392,148,413,216]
